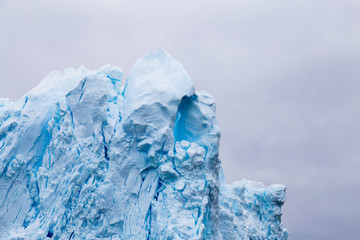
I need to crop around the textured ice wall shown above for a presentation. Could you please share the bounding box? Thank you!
[0,49,288,239]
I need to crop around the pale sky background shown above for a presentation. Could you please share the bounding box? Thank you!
[1,0,360,239]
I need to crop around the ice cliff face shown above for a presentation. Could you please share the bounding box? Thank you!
[0,49,288,239]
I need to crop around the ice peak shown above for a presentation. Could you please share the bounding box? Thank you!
[123,48,194,114]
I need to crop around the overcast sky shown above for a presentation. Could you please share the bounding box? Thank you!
[1,0,360,239]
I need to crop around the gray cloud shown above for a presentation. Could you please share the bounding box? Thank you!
[1,0,360,239]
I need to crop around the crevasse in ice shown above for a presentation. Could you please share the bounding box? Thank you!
[0,49,288,239]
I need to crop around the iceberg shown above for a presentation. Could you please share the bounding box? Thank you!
[0,49,288,239]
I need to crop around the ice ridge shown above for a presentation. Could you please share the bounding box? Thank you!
[0,48,288,239]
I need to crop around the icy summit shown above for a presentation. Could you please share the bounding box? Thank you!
[0,49,288,239]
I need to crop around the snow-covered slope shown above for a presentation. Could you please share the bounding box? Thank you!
[0,49,288,239]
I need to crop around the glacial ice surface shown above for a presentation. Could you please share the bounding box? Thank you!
[0,49,288,239]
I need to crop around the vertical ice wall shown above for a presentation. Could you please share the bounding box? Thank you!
[0,49,288,239]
